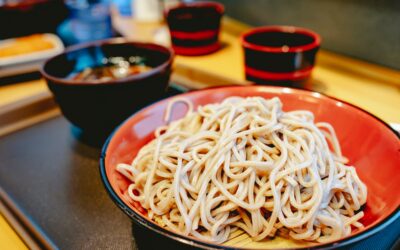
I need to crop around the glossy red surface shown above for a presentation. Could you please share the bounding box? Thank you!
[245,65,313,81]
[171,43,221,56]
[170,30,219,40]
[103,86,400,248]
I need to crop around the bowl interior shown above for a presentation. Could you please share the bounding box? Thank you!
[242,26,320,53]
[42,41,172,84]
[102,86,400,249]
[245,31,314,48]
[166,2,223,31]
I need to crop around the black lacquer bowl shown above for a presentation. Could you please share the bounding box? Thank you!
[241,26,320,86]
[41,39,173,138]
[165,1,224,56]
[100,86,400,250]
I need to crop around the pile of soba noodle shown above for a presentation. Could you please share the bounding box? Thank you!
[117,96,367,244]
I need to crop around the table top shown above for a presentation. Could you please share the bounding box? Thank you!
[0,15,399,250]
[0,215,27,250]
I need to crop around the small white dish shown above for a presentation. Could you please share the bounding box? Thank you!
[0,33,64,67]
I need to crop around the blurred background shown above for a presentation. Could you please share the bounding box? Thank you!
[0,0,399,69]
[218,0,400,70]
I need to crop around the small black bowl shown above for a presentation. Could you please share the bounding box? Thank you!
[165,1,224,56]
[41,39,173,139]
[241,26,321,86]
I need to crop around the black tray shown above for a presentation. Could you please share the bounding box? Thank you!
[0,115,136,249]
[0,85,186,249]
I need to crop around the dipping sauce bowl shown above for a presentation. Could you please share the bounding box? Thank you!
[165,1,224,56]
[41,39,173,139]
[241,26,321,86]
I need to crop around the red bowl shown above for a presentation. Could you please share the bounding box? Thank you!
[100,86,400,249]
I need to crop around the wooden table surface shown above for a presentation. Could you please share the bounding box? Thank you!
[0,214,28,250]
[0,15,399,249]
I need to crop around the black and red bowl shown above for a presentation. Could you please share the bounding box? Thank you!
[241,26,321,86]
[165,1,224,56]
[41,39,173,139]
[100,86,400,249]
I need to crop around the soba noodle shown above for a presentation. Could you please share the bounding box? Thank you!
[117,96,367,244]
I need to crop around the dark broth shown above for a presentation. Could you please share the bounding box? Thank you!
[69,56,153,83]
[246,31,315,48]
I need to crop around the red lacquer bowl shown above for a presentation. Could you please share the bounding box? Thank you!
[100,86,400,249]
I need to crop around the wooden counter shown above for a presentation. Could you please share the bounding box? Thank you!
[0,215,27,250]
[0,15,399,249]
[1,17,399,122]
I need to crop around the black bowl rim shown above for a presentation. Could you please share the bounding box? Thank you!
[99,85,400,250]
[165,1,225,18]
[40,38,174,86]
[241,26,321,53]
